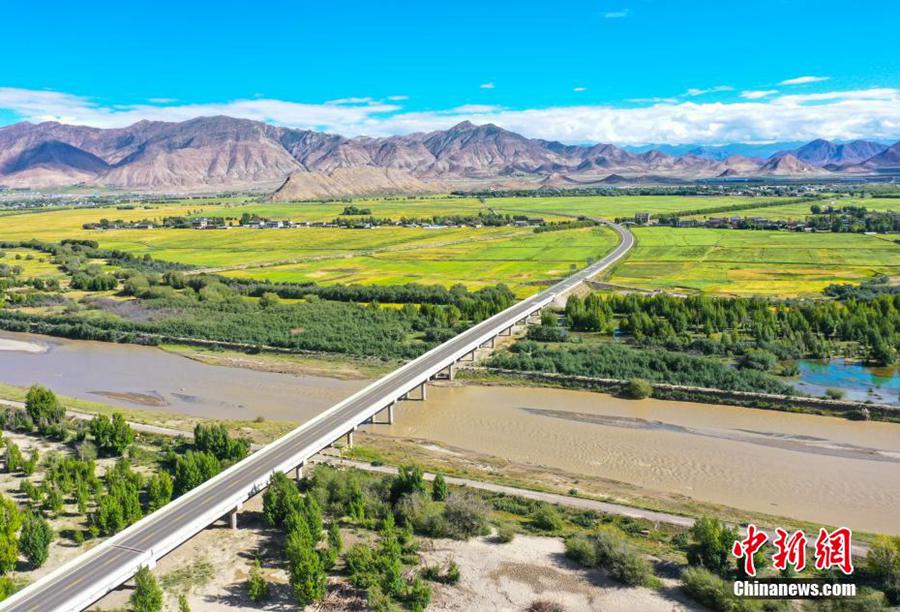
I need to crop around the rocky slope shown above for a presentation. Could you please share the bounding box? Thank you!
[0,116,896,192]
[271,167,440,201]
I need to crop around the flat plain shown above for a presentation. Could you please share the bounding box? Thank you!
[609,226,900,295]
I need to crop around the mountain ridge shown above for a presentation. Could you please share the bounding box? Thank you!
[0,116,896,192]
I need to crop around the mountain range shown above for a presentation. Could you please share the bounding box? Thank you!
[0,116,897,195]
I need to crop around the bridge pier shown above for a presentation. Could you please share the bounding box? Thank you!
[371,402,395,425]
[295,463,304,481]
[433,364,456,380]
[345,428,355,447]
[480,337,495,349]
[230,502,243,530]
[459,350,476,362]
[499,327,511,336]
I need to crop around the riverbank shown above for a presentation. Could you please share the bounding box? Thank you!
[459,367,900,422]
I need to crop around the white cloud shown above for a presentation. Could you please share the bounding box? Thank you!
[1,86,898,146]
[573,87,587,92]
[480,82,495,89]
[602,9,629,18]
[780,75,830,86]
[740,90,778,99]
[387,95,409,101]
[684,85,734,97]
[148,97,177,104]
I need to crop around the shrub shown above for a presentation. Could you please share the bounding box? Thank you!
[681,566,761,612]
[130,566,163,612]
[25,385,65,434]
[625,378,652,399]
[431,473,448,501]
[246,559,270,602]
[20,513,53,568]
[531,505,564,532]
[564,535,597,566]
[686,516,738,577]
[495,523,516,543]
[440,493,489,540]
[566,532,654,587]
[825,387,847,400]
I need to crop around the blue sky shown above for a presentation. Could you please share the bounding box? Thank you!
[1,0,898,144]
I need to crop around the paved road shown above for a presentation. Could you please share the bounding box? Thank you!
[3,222,633,612]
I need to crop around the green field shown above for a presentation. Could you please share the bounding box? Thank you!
[487,195,791,220]
[222,226,620,296]
[609,227,900,296]
[687,196,900,221]
[2,195,898,298]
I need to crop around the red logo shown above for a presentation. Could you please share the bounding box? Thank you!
[732,524,768,577]
[732,526,854,576]
[772,528,807,572]
[813,527,854,575]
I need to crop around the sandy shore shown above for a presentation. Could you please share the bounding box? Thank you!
[0,337,48,353]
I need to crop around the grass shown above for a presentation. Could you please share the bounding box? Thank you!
[220,225,620,296]
[608,227,900,296]
[689,196,900,221]
[488,195,792,220]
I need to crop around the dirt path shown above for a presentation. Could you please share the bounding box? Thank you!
[315,456,871,557]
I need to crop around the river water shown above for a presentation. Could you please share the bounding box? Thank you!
[0,331,366,421]
[1,331,897,534]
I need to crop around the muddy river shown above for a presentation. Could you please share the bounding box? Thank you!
[1,331,897,534]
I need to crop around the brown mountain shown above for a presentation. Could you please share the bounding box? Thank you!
[758,154,826,176]
[272,167,440,201]
[0,116,895,192]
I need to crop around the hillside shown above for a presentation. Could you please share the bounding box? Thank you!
[0,116,896,191]
[271,167,441,201]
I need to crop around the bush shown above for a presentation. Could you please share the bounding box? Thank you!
[681,566,760,612]
[25,385,64,434]
[738,349,777,371]
[531,505,564,532]
[626,378,653,399]
[566,532,654,587]
[825,387,847,400]
[593,532,654,586]
[20,513,53,568]
[686,516,738,577]
[495,523,516,543]
[564,535,597,566]
[130,566,163,612]
[431,473,448,501]
[246,559,270,602]
[439,493,489,540]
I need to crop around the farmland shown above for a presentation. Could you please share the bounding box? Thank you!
[608,227,900,296]
[1,194,898,298]
[220,226,620,295]
[688,196,900,221]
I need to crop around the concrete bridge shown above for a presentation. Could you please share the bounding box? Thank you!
[2,222,633,612]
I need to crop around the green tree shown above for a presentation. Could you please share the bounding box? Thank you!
[193,423,249,462]
[246,558,270,602]
[19,513,53,569]
[25,385,64,434]
[259,292,280,308]
[145,471,173,512]
[177,594,191,612]
[390,465,426,503]
[262,472,301,527]
[172,451,221,496]
[0,495,23,573]
[431,473,448,502]
[89,413,135,456]
[285,516,326,606]
[130,566,163,612]
[865,536,899,595]
[686,517,738,577]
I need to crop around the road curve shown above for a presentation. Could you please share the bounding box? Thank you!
[2,222,633,612]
